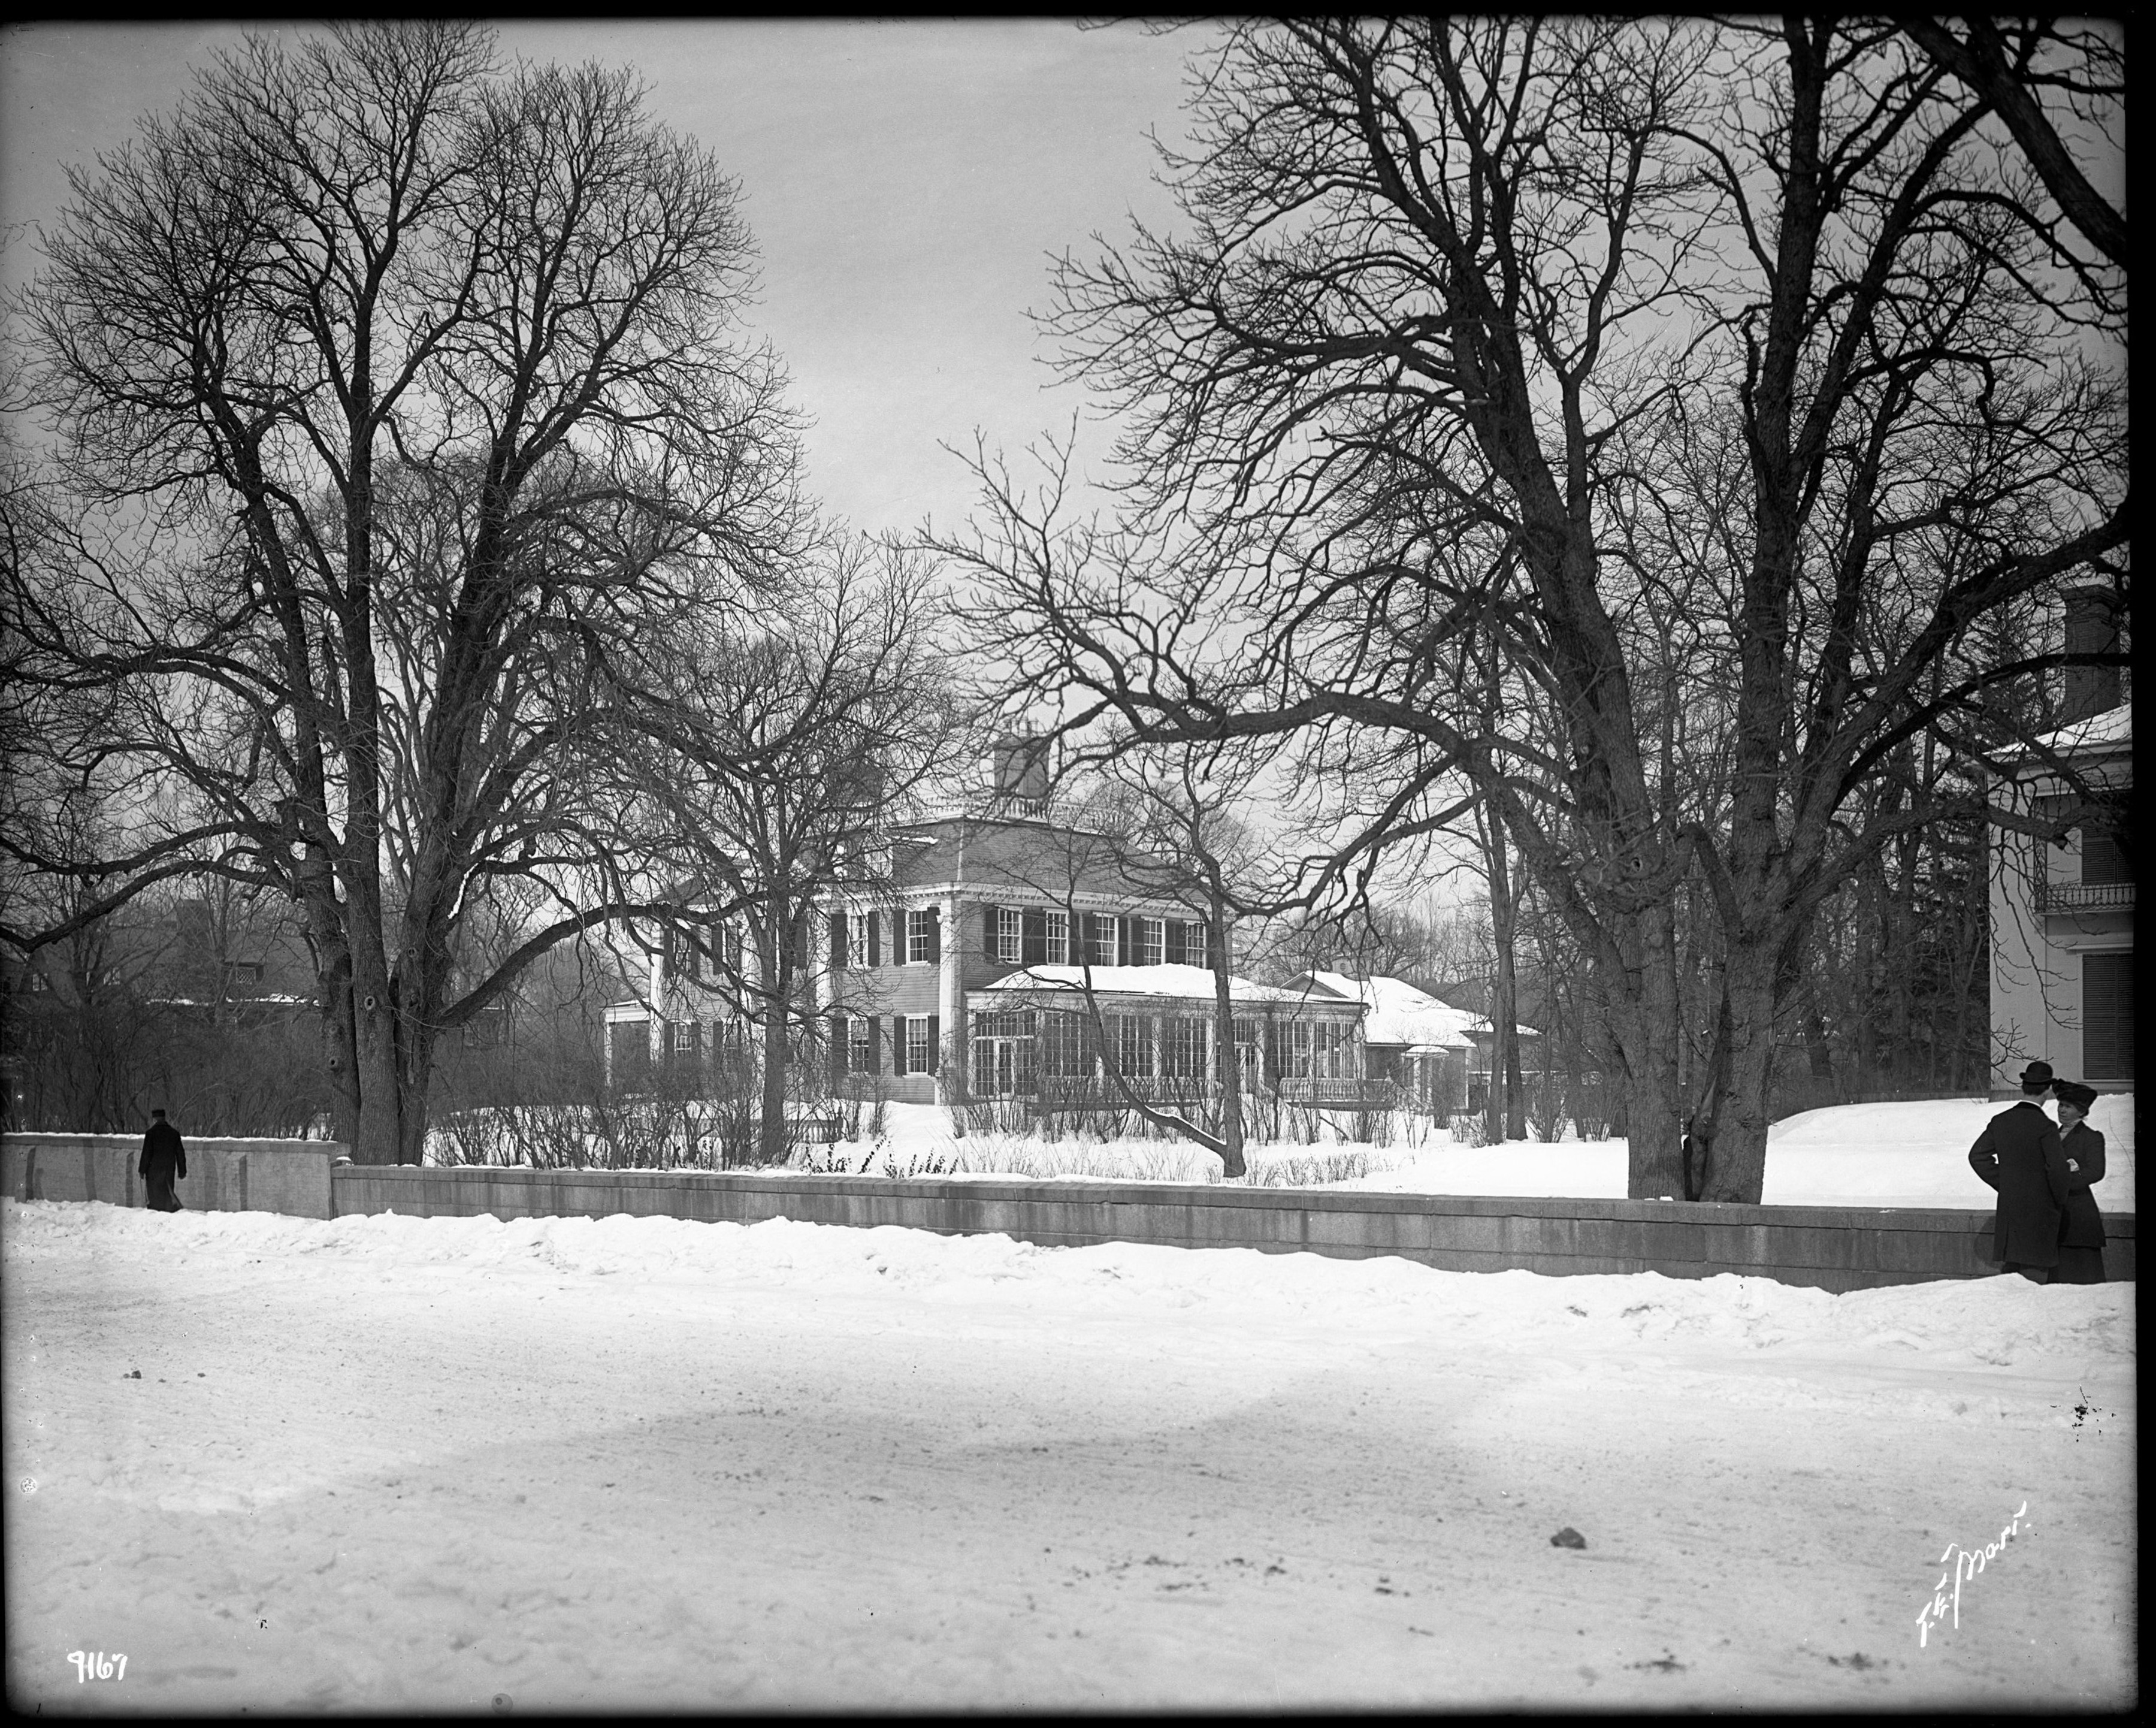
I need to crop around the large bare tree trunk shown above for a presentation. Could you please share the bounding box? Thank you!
[1483,803,1524,1146]
[1698,957,1778,1202]
[1614,902,1687,1198]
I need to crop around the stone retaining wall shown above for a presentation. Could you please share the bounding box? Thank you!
[6,1137,2131,1291]
[2,1135,337,1221]
[326,1165,2136,1293]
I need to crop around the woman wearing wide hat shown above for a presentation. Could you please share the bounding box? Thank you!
[2051,1081,2109,1285]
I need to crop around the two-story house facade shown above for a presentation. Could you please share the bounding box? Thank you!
[604,748,1374,1108]
[821,808,1364,1107]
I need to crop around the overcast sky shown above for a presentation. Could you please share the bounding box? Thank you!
[0,18,1208,538]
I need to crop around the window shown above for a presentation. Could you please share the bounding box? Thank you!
[1085,913,1118,968]
[1113,1013,1156,1079]
[1138,919,1166,967]
[2081,797,2133,885]
[906,1014,934,1076]
[608,1018,650,1084]
[849,1016,873,1074]
[845,914,870,971]
[2084,951,2134,1080]
[994,907,1024,965]
[1166,1015,1209,1079]
[1190,920,1210,968]
[973,1011,1036,1098]
[907,908,938,965]
[1044,909,1069,965]
[1039,1010,1094,1078]
[1286,1019,1351,1079]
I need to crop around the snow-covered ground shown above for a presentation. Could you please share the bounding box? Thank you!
[820,1093,2136,1213]
[4,1196,2134,1712]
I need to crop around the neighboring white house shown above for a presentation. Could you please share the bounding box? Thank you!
[1989,703,2134,1095]
[1988,585,2133,1097]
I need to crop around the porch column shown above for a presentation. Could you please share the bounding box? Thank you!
[648,947,666,1064]
[811,905,835,1013]
[937,890,965,1104]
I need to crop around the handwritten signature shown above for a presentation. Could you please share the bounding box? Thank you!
[1917,1501,2027,1648]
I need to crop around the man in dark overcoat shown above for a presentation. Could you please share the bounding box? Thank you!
[1967,1061,2070,1282]
[138,1108,186,1212]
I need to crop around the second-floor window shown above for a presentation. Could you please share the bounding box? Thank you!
[1043,909,1070,965]
[1138,919,1165,966]
[1085,913,1118,968]
[907,908,937,965]
[995,907,1024,965]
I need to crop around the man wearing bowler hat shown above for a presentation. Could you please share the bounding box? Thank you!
[1967,1061,2071,1282]
[138,1108,186,1213]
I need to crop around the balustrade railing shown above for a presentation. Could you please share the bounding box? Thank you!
[2040,880,2135,913]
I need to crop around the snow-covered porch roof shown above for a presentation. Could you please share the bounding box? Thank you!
[970,964,1367,1019]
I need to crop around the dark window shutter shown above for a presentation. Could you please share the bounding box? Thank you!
[831,912,848,968]
[891,1014,906,1076]
[830,1014,848,1083]
[927,907,942,964]
[1023,908,1046,965]
[982,905,997,959]
[927,1013,941,1077]
[2082,810,2131,886]
[2084,951,2134,1079]
[1166,921,1186,966]
[868,1016,882,1073]
[865,911,880,967]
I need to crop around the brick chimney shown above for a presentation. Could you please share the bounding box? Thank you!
[992,733,1051,808]
[2060,585,2122,724]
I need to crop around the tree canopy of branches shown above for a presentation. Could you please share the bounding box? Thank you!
[616,534,964,1164]
[942,18,2126,1201]
[2,22,806,1162]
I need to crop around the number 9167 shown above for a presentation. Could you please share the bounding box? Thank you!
[68,1651,128,1682]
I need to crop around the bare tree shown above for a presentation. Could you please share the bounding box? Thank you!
[2,23,804,1161]
[945,19,2125,1201]
[621,536,963,1165]
[1078,749,1276,1176]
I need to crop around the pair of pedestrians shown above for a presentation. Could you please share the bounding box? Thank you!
[1967,1061,2109,1285]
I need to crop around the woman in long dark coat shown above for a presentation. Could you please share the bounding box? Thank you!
[2052,1082,2108,1285]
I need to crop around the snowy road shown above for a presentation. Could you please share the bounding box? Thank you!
[3,1200,2136,1712]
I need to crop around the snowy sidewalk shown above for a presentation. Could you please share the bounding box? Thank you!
[3,1200,2135,1712]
